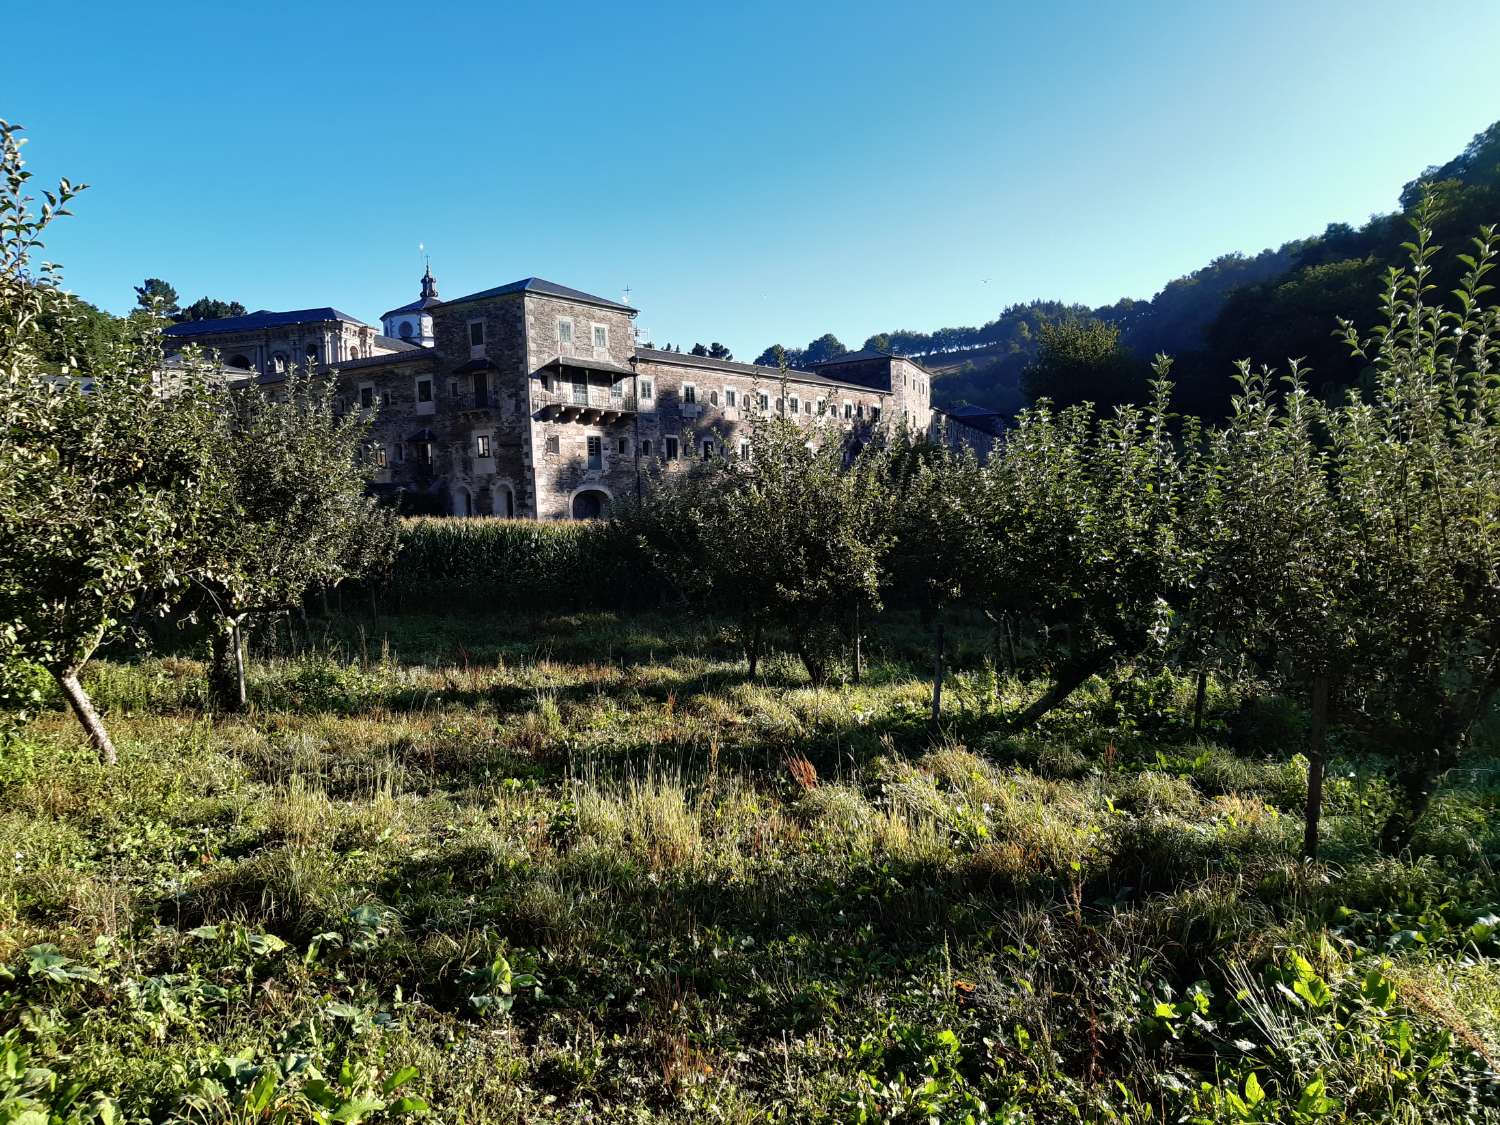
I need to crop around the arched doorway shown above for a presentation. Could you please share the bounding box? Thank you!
[571,489,610,519]
[452,487,472,517]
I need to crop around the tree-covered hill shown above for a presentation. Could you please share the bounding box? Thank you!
[758,120,1500,417]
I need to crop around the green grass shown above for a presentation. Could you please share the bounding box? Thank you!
[2,611,1498,1122]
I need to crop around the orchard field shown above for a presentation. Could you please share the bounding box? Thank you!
[2,609,1498,1122]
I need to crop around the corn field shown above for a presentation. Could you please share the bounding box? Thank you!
[384,518,643,610]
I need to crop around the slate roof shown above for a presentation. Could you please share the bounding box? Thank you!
[632,348,882,393]
[810,347,934,374]
[164,307,366,337]
[551,354,637,378]
[936,404,1007,438]
[374,335,422,352]
[438,277,637,313]
[380,295,444,318]
[321,350,436,373]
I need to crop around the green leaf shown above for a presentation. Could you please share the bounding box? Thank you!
[244,1070,278,1114]
[1243,1071,1264,1105]
[330,1096,385,1122]
[382,1065,420,1094]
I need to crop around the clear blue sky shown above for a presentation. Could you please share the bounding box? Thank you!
[10,0,1500,358]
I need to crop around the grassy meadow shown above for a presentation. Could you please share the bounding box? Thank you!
[3,610,1499,1122]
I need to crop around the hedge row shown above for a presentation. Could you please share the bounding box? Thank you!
[381,518,652,611]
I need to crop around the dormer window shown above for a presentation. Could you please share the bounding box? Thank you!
[399,320,414,339]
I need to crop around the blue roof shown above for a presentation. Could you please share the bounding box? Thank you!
[811,347,934,373]
[380,295,444,319]
[439,277,636,313]
[164,307,366,337]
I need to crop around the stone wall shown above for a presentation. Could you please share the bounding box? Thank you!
[523,293,641,519]
[631,351,891,475]
[165,319,381,380]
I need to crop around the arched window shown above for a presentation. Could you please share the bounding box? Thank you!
[305,342,321,364]
[271,351,289,374]
[226,354,251,370]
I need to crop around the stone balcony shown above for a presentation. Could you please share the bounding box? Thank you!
[534,383,638,423]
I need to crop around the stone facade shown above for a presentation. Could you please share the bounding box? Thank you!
[931,406,1005,464]
[165,273,956,519]
[164,307,398,382]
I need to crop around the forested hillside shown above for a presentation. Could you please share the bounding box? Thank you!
[755,120,1500,417]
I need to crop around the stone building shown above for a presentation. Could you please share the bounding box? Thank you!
[164,269,943,519]
[164,306,414,380]
[931,403,1007,464]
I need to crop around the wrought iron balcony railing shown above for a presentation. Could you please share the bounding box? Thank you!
[535,385,638,416]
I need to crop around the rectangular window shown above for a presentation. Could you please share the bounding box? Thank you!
[871,405,881,422]
[545,434,560,455]
[701,439,714,460]
[420,442,433,465]
[476,434,491,458]
[639,378,654,400]
[593,324,607,349]
[682,384,697,404]
[587,435,602,470]
[359,385,374,409]
[641,438,653,457]
[450,380,460,398]
[758,392,769,412]
[468,321,485,348]
[803,400,812,415]
[395,444,405,463]
[739,440,751,461]
[558,318,574,344]
[856,403,865,418]
[789,396,800,414]
[618,436,630,455]
[417,378,433,403]
[665,436,679,460]
[843,401,853,420]
[374,444,387,467]
[776,396,785,414]
[725,387,737,408]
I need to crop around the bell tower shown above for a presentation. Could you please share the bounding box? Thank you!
[380,261,441,348]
